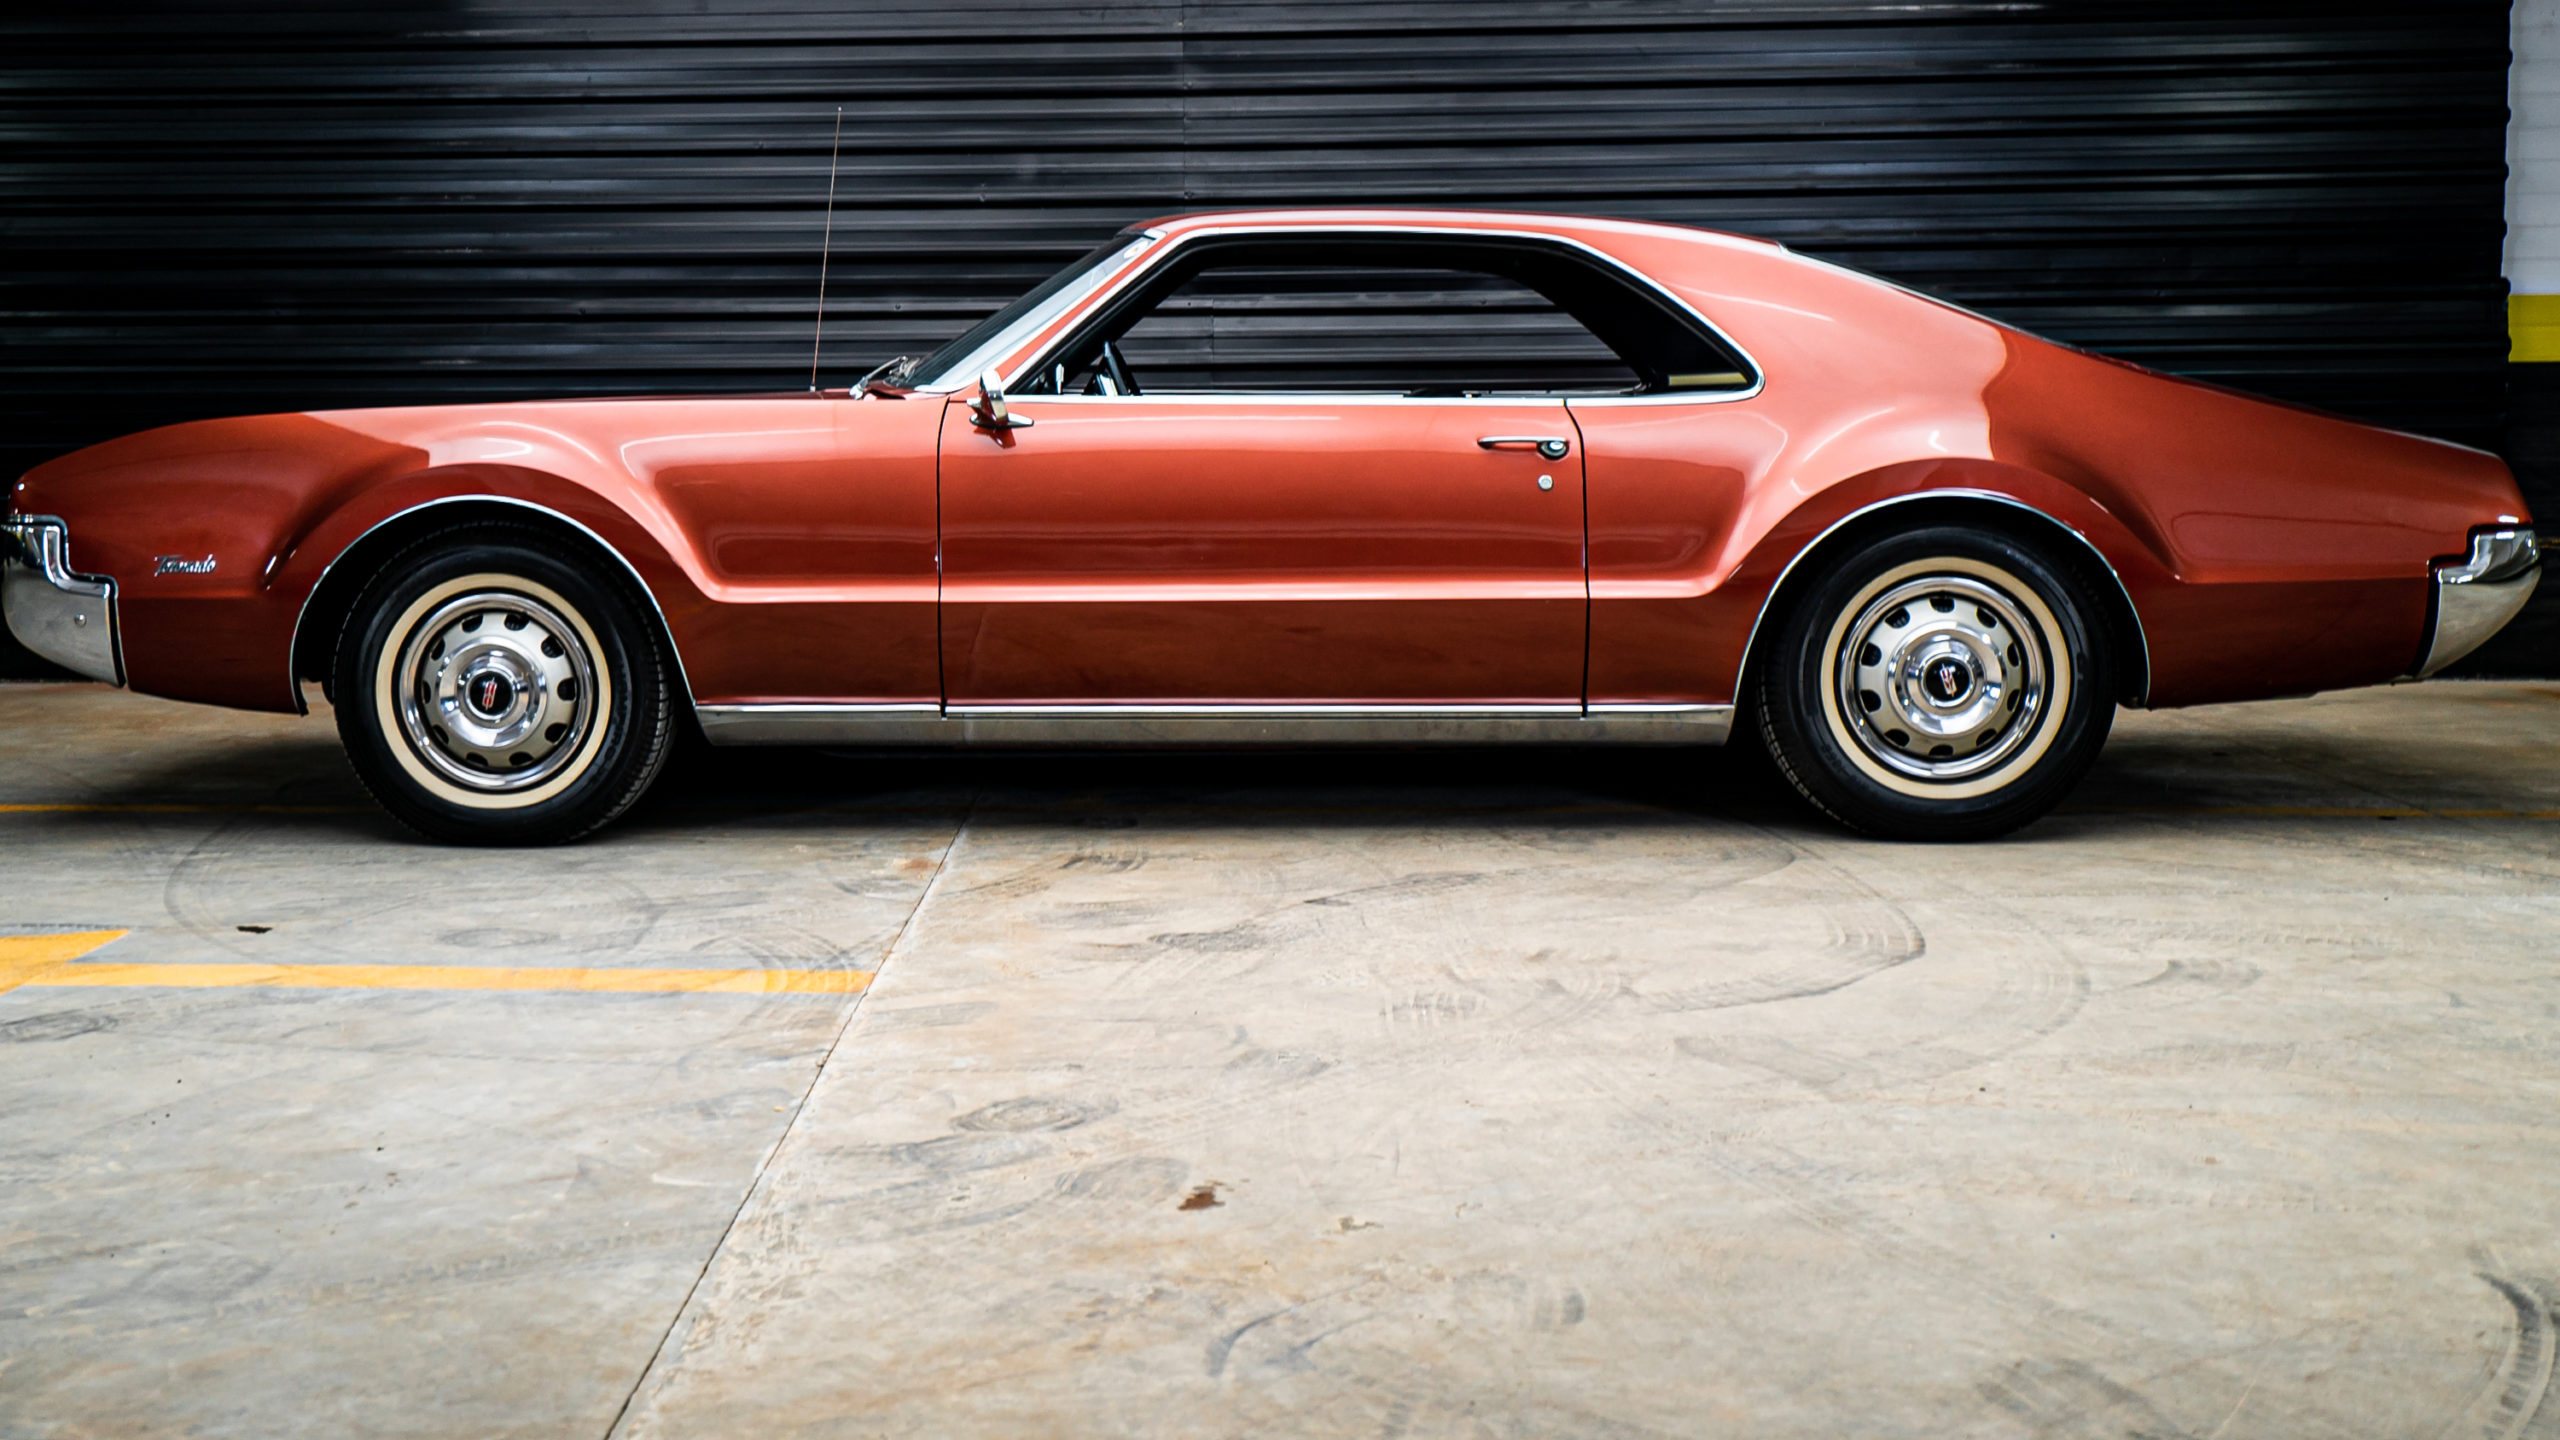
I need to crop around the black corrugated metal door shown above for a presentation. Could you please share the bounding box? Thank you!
[0,0,2517,676]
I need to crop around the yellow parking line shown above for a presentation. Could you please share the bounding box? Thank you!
[0,933,870,996]
[18,964,874,995]
[0,802,369,814]
[0,930,128,965]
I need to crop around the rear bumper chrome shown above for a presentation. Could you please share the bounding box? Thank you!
[2416,526,2541,678]
[2,516,123,685]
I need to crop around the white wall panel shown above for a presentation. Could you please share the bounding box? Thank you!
[2510,0,2560,290]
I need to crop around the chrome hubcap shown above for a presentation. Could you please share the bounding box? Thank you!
[393,590,597,792]
[1834,574,2048,782]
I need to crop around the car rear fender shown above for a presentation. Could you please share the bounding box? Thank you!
[1729,464,2168,708]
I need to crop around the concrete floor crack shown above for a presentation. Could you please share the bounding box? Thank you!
[597,793,979,1440]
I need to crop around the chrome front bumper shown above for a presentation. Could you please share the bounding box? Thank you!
[2416,526,2542,677]
[2,515,123,685]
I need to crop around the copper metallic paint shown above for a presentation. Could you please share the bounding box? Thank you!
[7,209,2530,723]
[938,395,1588,703]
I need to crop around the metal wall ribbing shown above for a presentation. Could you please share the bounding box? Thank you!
[0,1,2521,674]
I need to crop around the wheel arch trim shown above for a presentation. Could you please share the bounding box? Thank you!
[286,493,697,716]
[1733,488,2153,708]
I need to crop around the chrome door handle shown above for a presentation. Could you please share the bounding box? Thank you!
[1479,435,1570,460]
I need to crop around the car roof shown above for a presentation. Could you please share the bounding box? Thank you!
[1129,208,1791,261]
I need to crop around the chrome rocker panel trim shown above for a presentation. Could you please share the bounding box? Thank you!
[2416,527,2542,677]
[696,702,1733,748]
[1,515,123,685]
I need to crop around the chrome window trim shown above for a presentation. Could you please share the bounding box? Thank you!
[908,231,1164,394]
[1,514,123,686]
[1730,489,2154,708]
[980,223,1766,408]
[993,392,1573,408]
[285,495,700,716]
[696,701,1732,748]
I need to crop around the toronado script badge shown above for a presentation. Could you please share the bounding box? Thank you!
[153,554,216,575]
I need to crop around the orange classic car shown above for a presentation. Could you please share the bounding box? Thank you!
[3,209,2541,844]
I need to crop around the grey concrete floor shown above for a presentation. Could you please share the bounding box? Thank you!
[2,680,2558,1439]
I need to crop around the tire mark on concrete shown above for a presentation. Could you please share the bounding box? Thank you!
[2479,1271,2560,1440]
[1673,850,2090,1094]
[602,812,2004,1428]
[1576,1059,2377,1440]
[1143,870,1494,960]
[1206,1280,1381,1378]
[1979,1356,2200,1439]
[2123,956,2264,1002]
[159,814,675,968]
[1630,899,1925,1014]
[0,1009,115,1043]
[1076,814,1798,1001]
[9,1218,726,1340]
[738,824,1908,1250]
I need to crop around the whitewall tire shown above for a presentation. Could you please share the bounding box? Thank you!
[1754,525,2116,840]
[333,525,674,845]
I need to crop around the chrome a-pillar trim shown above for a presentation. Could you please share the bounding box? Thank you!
[2416,526,2542,677]
[694,702,1733,748]
[1,515,123,685]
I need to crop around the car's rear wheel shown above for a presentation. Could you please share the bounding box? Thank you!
[1753,524,2115,840]
[333,525,674,845]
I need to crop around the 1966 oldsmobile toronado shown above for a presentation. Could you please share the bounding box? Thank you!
[3,209,2542,844]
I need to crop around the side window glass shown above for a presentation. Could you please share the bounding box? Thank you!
[1114,265,1636,395]
[1018,240,1755,399]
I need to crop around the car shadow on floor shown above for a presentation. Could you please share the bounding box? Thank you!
[634,718,2531,843]
[628,739,1817,836]
[29,709,2511,846]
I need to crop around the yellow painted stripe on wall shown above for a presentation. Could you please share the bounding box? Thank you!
[0,932,871,997]
[2512,294,2560,362]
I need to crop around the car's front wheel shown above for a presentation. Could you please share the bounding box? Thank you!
[1753,524,2116,840]
[332,524,675,845]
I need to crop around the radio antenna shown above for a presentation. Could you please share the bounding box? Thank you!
[808,105,844,392]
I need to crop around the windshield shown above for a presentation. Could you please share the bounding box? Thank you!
[904,233,1155,392]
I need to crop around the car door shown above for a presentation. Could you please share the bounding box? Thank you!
[938,394,1586,705]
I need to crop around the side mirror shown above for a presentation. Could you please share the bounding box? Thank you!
[970,370,1033,432]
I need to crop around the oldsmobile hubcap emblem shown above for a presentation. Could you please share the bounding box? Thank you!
[1925,657,1972,705]
[467,671,515,717]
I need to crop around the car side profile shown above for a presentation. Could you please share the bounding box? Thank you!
[3,209,2542,844]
